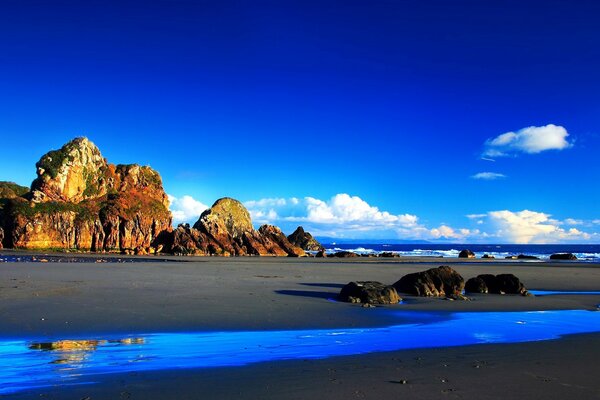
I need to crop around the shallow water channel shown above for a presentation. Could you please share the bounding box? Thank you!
[1,304,600,394]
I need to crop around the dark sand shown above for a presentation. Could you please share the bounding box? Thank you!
[1,255,600,399]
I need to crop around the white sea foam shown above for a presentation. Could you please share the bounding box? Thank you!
[323,247,600,261]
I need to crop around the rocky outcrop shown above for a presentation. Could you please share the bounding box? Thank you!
[393,266,465,297]
[550,253,577,260]
[482,254,495,259]
[258,225,306,257]
[458,249,475,258]
[30,137,109,203]
[465,274,529,296]
[1,138,313,257]
[156,198,305,256]
[194,197,253,239]
[2,137,172,253]
[287,226,323,251]
[0,226,3,249]
[338,281,401,305]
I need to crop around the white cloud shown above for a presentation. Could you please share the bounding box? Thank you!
[244,193,472,240]
[168,194,209,224]
[466,214,487,219]
[169,193,599,244]
[488,210,590,244]
[483,124,572,157]
[471,172,506,180]
[430,225,474,240]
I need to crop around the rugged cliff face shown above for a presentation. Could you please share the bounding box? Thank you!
[1,137,172,253]
[161,198,306,256]
[287,226,324,251]
[1,138,304,256]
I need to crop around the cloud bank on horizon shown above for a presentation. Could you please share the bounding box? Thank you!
[169,193,598,244]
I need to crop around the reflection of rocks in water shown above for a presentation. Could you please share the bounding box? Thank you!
[29,338,146,366]
[30,340,105,352]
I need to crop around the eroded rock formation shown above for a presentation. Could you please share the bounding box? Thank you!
[393,266,465,297]
[0,137,172,253]
[157,198,305,256]
[1,138,309,256]
[287,226,323,251]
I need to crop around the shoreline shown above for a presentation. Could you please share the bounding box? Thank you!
[1,257,600,398]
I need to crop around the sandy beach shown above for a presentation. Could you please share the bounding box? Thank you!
[1,255,600,399]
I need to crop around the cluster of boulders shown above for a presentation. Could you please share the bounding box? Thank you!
[338,265,530,305]
[460,249,578,261]
[465,274,529,295]
[157,198,307,256]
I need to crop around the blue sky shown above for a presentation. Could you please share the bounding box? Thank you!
[1,0,599,243]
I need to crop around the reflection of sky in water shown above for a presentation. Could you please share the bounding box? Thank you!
[1,309,600,394]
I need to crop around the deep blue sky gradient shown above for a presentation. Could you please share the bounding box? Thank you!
[0,0,599,239]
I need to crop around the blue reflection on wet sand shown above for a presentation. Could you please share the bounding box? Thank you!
[1,309,600,394]
[529,290,600,296]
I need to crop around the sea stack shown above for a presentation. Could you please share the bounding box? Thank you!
[0,137,172,253]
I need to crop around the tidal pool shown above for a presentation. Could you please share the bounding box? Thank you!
[2,309,600,394]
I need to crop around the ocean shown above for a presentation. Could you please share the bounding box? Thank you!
[321,243,600,262]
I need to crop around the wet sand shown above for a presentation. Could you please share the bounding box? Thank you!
[1,255,600,399]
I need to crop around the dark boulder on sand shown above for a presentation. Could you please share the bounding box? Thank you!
[481,254,495,259]
[379,252,399,258]
[393,266,465,297]
[338,281,401,305]
[330,251,359,258]
[465,274,529,296]
[550,253,577,260]
[458,249,475,258]
[464,276,489,293]
[287,226,324,251]
[315,249,327,258]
